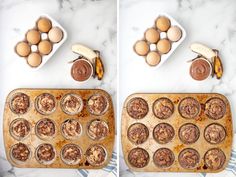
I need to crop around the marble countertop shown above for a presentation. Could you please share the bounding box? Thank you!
[0,0,116,176]
[119,0,236,176]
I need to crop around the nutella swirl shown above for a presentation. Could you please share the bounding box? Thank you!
[190,58,211,81]
[71,59,93,82]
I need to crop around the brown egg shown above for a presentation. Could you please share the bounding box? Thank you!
[145,28,160,43]
[156,16,171,32]
[37,17,52,33]
[48,27,63,43]
[27,52,42,67]
[38,40,52,55]
[157,39,171,54]
[15,42,31,57]
[134,40,149,56]
[26,29,41,44]
[146,51,161,66]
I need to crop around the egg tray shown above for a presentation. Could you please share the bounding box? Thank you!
[15,14,67,69]
[134,13,186,68]
[3,88,115,169]
[121,93,233,172]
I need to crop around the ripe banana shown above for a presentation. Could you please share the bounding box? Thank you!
[214,55,223,79]
[190,43,216,59]
[95,51,104,80]
[72,44,97,61]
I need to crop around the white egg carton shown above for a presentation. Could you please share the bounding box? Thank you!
[136,13,186,68]
[15,14,67,70]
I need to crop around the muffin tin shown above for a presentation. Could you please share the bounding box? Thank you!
[134,13,186,68]
[121,93,232,172]
[15,14,67,69]
[3,88,115,169]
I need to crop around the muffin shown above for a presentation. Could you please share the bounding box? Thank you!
[36,118,56,139]
[10,143,31,162]
[178,97,200,119]
[205,97,226,120]
[87,94,109,116]
[10,118,31,140]
[61,119,81,140]
[86,145,107,166]
[204,148,226,170]
[10,93,30,114]
[61,144,82,165]
[127,123,149,145]
[179,123,200,144]
[153,97,174,119]
[153,148,175,168]
[153,123,175,144]
[128,148,149,168]
[61,94,83,115]
[204,123,226,144]
[179,148,200,169]
[35,93,56,115]
[87,119,109,140]
[126,97,148,119]
[36,143,56,165]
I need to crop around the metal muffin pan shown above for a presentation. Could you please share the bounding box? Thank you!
[121,93,233,172]
[3,88,115,169]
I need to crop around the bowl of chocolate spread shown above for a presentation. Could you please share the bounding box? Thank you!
[190,58,212,81]
[71,58,93,82]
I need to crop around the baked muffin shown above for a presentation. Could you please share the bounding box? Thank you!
[178,97,200,119]
[61,119,81,140]
[127,123,149,144]
[153,123,174,144]
[179,148,200,169]
[179,123,200,144]
[36,118,56,139]
[126,97,148,119]
[153,97,174,119]
[204,148,226,170]
[87,119,109,140]
[35,93,56,115]
[128,148,149,168]
[153,148,175,168]
[61,144,82,165]
[86,145,107,166]
[61,94,83,115]
[87,94,109,116]
[10,93,30,114]
[204,123,226,144]
[11,143,31,162]
[36,143,56,165]
[205,97,226,120]
[10,118,31,140]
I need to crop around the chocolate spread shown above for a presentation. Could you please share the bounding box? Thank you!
[71,59,93,82]
[190,58,211,81]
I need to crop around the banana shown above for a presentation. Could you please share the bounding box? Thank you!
[95,51,104,80]
[214,55,223,79]
[72,44,97,60]
[190,43,216,59]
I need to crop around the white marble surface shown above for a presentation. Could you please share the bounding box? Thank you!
[0,0,116,176]
[119,0,236,176]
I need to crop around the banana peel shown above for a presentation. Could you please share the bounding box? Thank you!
[213,55,223,79]
[95,51,104,80]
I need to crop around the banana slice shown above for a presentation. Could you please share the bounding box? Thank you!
[72,44,97,60]
[214,55,223,79]
[190,43,216,59]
